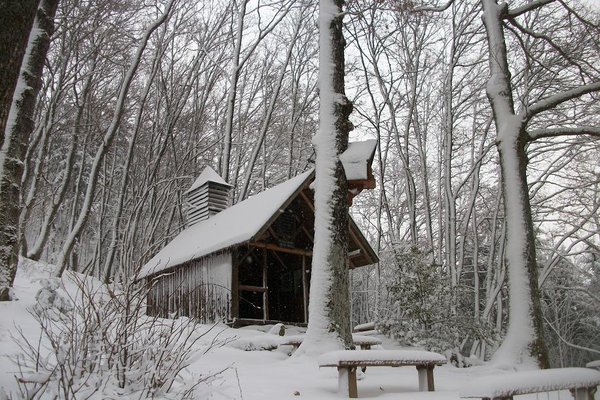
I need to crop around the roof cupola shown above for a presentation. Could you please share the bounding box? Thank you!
[184,166,232,227]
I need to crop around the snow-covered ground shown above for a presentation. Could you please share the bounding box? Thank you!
[1,260,597,399]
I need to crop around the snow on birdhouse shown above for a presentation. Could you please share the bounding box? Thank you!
[340,139,377,203]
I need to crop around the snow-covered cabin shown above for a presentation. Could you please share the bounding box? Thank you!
[139,144,378,326]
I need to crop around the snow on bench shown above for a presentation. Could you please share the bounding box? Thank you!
[353,322,379,336]
[353,322,376,332]
[318,349,447,398]
[460,367,600,400]
[352,335,382,350]
[278,334,382,351]
[587,360,600,371]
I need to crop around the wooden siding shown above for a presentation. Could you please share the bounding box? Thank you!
[147,252,232,323]
[184,181,231,226]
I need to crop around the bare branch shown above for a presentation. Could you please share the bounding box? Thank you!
[505,0,556,19]
[556,0,600,32]
[544,316,600,356]
[555,286,600,305]
[528,126,600,141]
[505,17,596,79]
[413,0,455,13]
[526,80,600,119]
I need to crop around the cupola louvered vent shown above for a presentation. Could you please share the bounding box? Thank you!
[184,166,232,227]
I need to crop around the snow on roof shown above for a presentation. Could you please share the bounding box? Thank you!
[139,170,314,279]
[460,367,600,398]
[186,166,232,193]
[339,139,377,181]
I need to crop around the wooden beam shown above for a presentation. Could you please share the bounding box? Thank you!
[348,178,376,190]
[300,187,376,267]
[251,171,314,243]
[239,285,268,293]
[249,241,312,257]
[268,227,279,240]
[263,250,269,320]
[349,227,370,269]
[233,247,254,269]
[302,255,309,323]
[269,250,288,271]
[232,263,239,319]
[299,189,315,212]
[349,249,361,258]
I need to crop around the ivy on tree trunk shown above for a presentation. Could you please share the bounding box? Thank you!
[0,0,57,301]
[300,0,353,355]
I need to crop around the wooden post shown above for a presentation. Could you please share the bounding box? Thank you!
[417,366,427,391]
[338,367,357,398]
[416,365,436,391]
[302,255,309,322]
[231,251,239,319]
[263,249,269,320]
[426,366,435,391]
[570,387,595,400]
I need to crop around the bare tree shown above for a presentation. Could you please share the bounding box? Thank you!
[54,0,176,277]
[479,0,600,367]
[219,0,295,183]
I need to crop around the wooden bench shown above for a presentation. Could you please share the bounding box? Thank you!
[460,367,600,400]
[353,322,379,337]
[318,349,447,398]
[278,334,382,352]
[587,360,600,371]
[352,335,382,350]
[278,334,304,350]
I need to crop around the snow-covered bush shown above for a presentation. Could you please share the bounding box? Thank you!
[12,273,224,399]
[379,245,496,366]
[541,251,600,368]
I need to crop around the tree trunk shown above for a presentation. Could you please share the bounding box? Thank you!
[493,132,549,367]
[481,0,548,368]
[0,0,37,140]
[54,1,174,277]
[299,0,353,356]
[220,0,247,183]
[237,4,307,202]
[0,0,58,301]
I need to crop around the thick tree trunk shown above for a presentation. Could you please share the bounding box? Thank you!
[299,0,353,355]
[0,0,38,140]
[0,0,57,301]
[481,0,548,367]
[493,130,549,368]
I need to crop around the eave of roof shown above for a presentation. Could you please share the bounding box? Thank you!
[138,170,314,279]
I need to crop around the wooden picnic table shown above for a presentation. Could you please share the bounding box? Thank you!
[318,349,447,398]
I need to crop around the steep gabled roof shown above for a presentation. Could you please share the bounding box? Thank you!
[139,170,314,279]
[186,165,232,193]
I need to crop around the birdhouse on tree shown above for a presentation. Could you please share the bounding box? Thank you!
[340,139,377,204]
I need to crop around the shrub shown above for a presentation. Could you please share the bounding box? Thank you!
[12,273,225,399]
